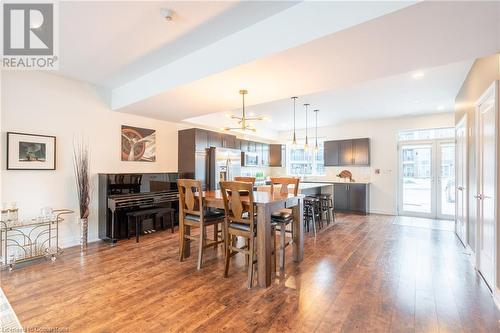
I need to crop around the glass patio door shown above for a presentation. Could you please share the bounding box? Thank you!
[400,142,434,217]
[437,142,455,219]
[399,140,455,219]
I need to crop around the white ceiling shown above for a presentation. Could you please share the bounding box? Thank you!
[52,1,500,139]
[115,1,499,124]
[59,1,297,87]
[184,60,473,138]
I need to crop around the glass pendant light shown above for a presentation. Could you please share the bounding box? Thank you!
[314,109,319,152]
[291,97,298,147]
[304,103,310,151]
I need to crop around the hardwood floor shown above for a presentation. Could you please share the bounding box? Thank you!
[1,214,499,332]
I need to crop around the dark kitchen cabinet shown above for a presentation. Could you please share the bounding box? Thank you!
[222,134,236,148]
[323,138,370,166]
[339,140,353,165]
[208,131,222,147]
[269,144,285,167]
[234,138,241,150]
[194,128,208,149]
[333,184,349,211]
[352,138,370,166]
[324,141,339,166]
[333,183,370,214]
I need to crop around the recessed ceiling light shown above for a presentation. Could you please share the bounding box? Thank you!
[412,71,424,80]
[437,105,445,111]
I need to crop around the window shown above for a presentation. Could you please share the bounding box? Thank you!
[398,127,454,141]
[286,141,325,176]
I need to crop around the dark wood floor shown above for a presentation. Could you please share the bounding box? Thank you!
[1,214,499,332]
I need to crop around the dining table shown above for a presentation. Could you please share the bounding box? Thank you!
[187,190,304,288]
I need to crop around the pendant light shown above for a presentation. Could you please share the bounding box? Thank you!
[313,109,319,152]
[291,97,298,146]
[304,103,310,151]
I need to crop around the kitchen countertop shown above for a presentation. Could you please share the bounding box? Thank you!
[299,182,335,190]
[301,180,371,185]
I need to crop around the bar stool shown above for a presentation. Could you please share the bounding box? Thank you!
[234,176,256,186]
[303,196,320,237]
[318,193,334,225]
[269,177,299,271]
[177,179,225,270]
[219,181,258,288]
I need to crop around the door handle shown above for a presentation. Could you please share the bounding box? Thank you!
[457,186,463,191]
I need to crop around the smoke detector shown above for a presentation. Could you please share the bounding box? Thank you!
[160,8,174,21]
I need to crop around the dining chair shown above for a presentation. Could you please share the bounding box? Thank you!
[220,181,265,288]
[177,179,225,270]
[269,177,300,271]
[234,176,256,186]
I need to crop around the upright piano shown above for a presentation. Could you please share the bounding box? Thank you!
[98,173,179,242]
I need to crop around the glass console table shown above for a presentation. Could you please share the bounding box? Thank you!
[0,209,74,270]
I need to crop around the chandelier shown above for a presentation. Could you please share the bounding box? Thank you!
[224,89,265,132]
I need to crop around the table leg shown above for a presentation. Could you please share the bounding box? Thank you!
[292,198,304,262]
[257,204,272,288]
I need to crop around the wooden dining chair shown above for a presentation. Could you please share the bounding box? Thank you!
[270,177,300,271]
[234,176,256,186]
[177,179,225,270]
[220,181,259,288]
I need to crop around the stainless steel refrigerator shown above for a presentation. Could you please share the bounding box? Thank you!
[207,147,242,190]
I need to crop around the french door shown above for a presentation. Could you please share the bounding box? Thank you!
[399,140,455,219]
[455,115,468,246]
[475,81,497,289]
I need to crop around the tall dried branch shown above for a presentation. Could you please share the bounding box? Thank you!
[73,139,91,219]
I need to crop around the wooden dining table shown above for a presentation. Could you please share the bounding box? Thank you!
[187,190,304,288]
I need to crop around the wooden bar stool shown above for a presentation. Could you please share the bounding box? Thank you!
[220,181,258,288]
[269,177,299,271]
[234,176,256,186]
[177,179,225,270]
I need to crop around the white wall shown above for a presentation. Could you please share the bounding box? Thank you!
[1,71,186,247]
[277,113,454,215]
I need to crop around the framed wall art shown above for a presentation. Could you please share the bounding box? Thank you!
[121,125,156,162]
[7,132,56,170]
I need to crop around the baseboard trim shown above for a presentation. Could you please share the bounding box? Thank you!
[369,210,395,216]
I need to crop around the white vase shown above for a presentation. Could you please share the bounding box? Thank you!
[80,218,88,251]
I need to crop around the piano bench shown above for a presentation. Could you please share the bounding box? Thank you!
[155,207,176,233]
[126,208,176,243]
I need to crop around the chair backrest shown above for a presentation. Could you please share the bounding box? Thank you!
[234,176,256,186]
[270,177,300,196]
[177,179,204,217]
[220,181,255,230]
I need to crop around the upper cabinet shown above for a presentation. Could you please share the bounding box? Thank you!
[269,144,285,167]
[324,138,370,166]
[323,141,339,166]
[352,138,370,166]
[339,140,353,165]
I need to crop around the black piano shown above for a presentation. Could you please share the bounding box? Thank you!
[98,173,179,242]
